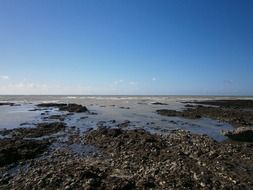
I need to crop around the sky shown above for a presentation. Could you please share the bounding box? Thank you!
[0,0,253,95]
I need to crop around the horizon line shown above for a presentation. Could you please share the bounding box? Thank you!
[0,94,252,97]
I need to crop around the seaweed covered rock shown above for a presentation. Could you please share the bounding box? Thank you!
[1,127,253,189]
[0,139,49,167]
[223,127,253,142]
[157,105,253,127]
[1,122,66,138]
[85,127,253,189]
[37,103,88,113]
[0,102,19,106]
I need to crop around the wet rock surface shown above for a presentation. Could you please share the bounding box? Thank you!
[223,127,253,142]
[157,100,253,129]
[0,122,66,138]
[0,139,49,167]
[2,127,253,190]
[84,127,253,189]
[188,99,253,109]
[47,114,67,121]
[1,99,253,189]
[152,102,168,105]
[0,121,88,188]
[119,106,130,110]
[0,122,67,170]
[37,103,89,113]
[0,102,19,106]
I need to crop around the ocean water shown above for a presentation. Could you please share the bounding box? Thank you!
[0,95,247,141]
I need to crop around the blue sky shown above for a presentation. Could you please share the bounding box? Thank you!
[0,0,252,95]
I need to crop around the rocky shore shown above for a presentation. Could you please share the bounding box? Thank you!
[85,127,253,189]
[1,127,252,189]
[0,100,253,189]
[1,122,66,138]
[157,106,253,127]
[157,99,253,142]
[0,122,67,168]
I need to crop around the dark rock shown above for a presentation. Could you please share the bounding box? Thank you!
[152,102,168,105]
[0,138,49,166]
[48,115,66,121]
[84,128,253,189]
[80,116,88,120]
[156,109,180,117]
[37,103,67,108]
[0,102,19,106]
[110,120,116,124]
[108,176,136,190]
[119,107,130,109]
[4,122,66,139]
[186,99,253,109]
[19,122,33,126]
[89,112,98,115]
[37,103,88,113]
[157,101,253,128]
[2,127,253,189]
[97,121,106,128]
[117,120,130,128]
[185,104,195,108]
[223,127,253,142]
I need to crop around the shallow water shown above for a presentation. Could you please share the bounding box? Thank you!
[0,95,243,141]
[0,104,43,129]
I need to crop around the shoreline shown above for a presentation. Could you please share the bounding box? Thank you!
[0,99,253,189]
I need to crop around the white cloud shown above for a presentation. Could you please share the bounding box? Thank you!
[0,75,9,80]
[0,80,95,95]
[0,77,143,95]
[152,77,156,81]
[113,80,124,85]
[129,81,138,85]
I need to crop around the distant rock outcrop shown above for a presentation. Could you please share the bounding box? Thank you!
[37,103,88,113]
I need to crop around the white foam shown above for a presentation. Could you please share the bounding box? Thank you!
[65,96,77,99]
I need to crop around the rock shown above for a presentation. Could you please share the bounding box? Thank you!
[84,127,253,189]
[0,102,19,106]
[223,127,253,142]
[80,116,88,120]
[188,99,253,109]
[185,104,195,108]
[37,103,67,107]
[37,103,89,113]
[48,115,66,121]
[1,120,253,189]
[156,109,180,117]
[157,100,253,128]
[4,122,66,138]
[152,102,168,105]
[0,138,49,166]
[117,120,130,128]
[119,107,130,110]
[59,104,88,113]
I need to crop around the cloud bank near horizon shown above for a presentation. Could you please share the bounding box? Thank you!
[0,74,247,96]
